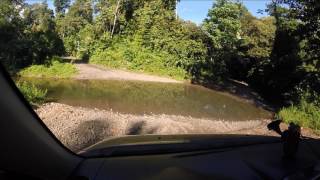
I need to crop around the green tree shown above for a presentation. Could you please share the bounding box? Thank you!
[56,0,93,57]
[0,0,25,69]
[202,0,243,81]
[94,0,132,37]
[23,2,64,64]
[90,0,207,80]
[283,0,320,98]
[0,0,63,69]
[54,0,70,16]
[231,9,276,80]
[247,2,303,102]
[203,0,242,50]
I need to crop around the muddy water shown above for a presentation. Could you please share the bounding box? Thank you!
[23,78,271,121]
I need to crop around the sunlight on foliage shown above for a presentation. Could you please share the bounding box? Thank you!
[19,60,77,78]
[278,99,320,131]
[90,40,187,80]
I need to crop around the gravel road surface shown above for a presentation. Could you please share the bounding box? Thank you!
[74,64,181,83]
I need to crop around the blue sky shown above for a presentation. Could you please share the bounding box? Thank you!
[26,0,271,24]
[177,0,271,24]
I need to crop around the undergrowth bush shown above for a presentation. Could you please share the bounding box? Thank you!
[278,98,320,131]
[19,57,77,78]
[90,41,187,80]
[16,81,47,105]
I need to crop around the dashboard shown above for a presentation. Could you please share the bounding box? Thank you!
[73,138,320,180]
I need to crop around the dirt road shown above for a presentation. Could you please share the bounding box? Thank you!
[74,64,181,83]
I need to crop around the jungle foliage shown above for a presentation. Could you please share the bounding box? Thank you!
[19,57,78,78]
[16,81,47,104]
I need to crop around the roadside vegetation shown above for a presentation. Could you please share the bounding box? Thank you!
[19,59,77,78]
[16,81,47,105]
[0,0,319,131]
[278,92,320,131]
[278,102,320,131]
[90,40,187,80]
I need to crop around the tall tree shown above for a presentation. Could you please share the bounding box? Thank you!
[23,2,64,64]
[247,1,304,103]
[0,0,25,68]
[203,0,242,50]
[0,0,64,69]
[56,0,93,56]
[231,8,276,80]
[282,0,320,96]
[110,0,122,38]
[202,0,243,81]
[54,0,70,16]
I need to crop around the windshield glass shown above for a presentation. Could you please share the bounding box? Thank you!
[1,0,319,153]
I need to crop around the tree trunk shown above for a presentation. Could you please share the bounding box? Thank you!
[111,0,121,38]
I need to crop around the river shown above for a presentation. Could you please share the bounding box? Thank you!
[22,78,271,121]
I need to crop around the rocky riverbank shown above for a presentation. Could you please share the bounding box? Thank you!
[36,103,281,152]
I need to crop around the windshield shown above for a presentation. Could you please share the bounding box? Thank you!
[1,0,319,153]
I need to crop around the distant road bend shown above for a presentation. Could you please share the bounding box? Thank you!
[74,64,181,83]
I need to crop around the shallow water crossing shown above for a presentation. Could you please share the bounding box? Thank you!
[23,78,271,121]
